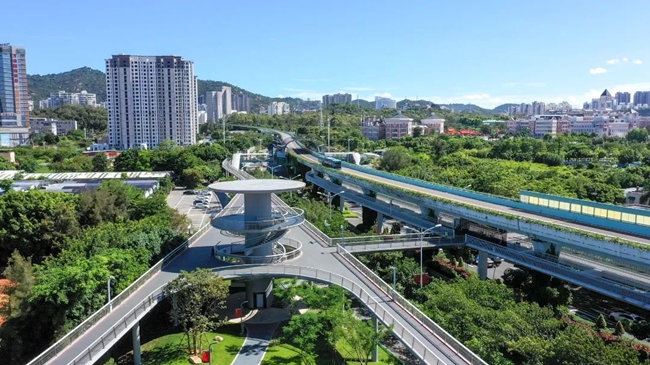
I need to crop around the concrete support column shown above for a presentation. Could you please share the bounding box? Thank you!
[478,250,488,280]
[132,321,141,365]
[420,206,437,221]
[246,278,274,309]
[532,239,562,256]
[376,212,384,234]
[371,315,379,362]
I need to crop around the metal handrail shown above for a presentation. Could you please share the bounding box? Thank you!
[337,243,489,365]
[212,206,305,232]
[55,172,244,364]
[214,239,303,264]
[26,205,228,365]
[69,265,451,365]
[465,236,650,305]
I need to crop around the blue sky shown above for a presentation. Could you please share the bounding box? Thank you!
[5,0,650,108]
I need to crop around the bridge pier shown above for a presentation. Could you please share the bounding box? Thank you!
[478,251,488,280]
[132,321,141,365]
[377,212,385,234]
[371,315,379,362]
[420,206,438,222]
[532,239,563,256]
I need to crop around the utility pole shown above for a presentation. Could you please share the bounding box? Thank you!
[319,103,324,129]
[327,118,331,153]
[222,114,226,145]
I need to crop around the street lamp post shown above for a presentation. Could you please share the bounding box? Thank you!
[208,337,223,365]
[340,224,345,246]
[240,300,248,335]
[319,190,345,221]
[390,266,397,292]
[419,224,442,288]
[107,276,115,311]
[347,138,352,151]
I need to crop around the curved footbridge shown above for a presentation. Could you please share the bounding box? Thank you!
[28,175,486,365]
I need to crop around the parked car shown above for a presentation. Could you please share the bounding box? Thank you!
[491,256,504,266]
[183,190,198,195]
[194,198,209,205]
[475,256,496,268]
[194,203,208,209]
[609,312,643,323]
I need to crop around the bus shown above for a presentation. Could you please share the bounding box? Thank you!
[320,156,342,169]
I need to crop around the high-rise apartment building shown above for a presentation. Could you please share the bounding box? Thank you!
[106,54,198,150]
[532,101,546,115]
[39,90,98,109]
[268,101,290,115]
[205,86,232,121]
[232,93,250,113]
[615,92,631,105]
[375,96,397,109]
[0,44,29,127]
[634,91,650,106]
[322,93,352,107]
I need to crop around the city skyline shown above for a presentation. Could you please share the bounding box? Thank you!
[4,1,650,109]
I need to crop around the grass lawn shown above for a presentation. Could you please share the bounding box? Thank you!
[118,324,244,365]
[261,340,399,365]
[336,339,400,365]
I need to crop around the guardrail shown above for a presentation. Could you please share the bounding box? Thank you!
[212,206,305,232]
[465,236,650,306]
[213,265,451,365]
[337,245,488,365]
[214,238,303,264]
[224,157,486,364]
[27,205,223,365]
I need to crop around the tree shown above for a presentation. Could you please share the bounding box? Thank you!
[0,179,13,192]
[618,148,639,165]
[335,311,388,365]
[595,314,608,332]
[630,321,650,340]
[1,251,34,320]
[615,321,626,336]
[282,312,323,365]
[413,127,423,138]
[92,153,110,172]
[379,147,411,172]
[113,148,149,171]
[20,158,39,173]
[181,168,205,189]
[626,128,648,143]
[164,269,229,355]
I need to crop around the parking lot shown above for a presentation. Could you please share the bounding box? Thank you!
[166,189,222,230]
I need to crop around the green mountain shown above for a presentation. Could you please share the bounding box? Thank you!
[28,67,106,104]
[27,67,507,115]
[27,67,285,111]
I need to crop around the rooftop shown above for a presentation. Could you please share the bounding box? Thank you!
[209,179,305,194]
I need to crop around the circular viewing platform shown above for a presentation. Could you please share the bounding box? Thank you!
[211,206,305,233]
[209,179,305,194]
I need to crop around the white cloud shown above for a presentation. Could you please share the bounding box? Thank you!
[606,59,619,64]
[633,59,643,65]
[589,67,607,75]
[622,58,629,62]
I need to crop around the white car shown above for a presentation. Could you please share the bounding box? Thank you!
[194,202,208,209]
[609,312,643,323]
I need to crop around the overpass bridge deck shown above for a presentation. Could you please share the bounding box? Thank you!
[34,194,479,365]
[285,137,650,247]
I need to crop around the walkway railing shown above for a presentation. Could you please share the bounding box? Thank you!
[214,238,303,264]
[27,198,235,365]
[27,210,222,365]
[212,206,305,232]
[465,236,650,306]
[337,245,489,365]
[212,265,451,365]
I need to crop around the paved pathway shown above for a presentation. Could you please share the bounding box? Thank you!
[231,324,278,365]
